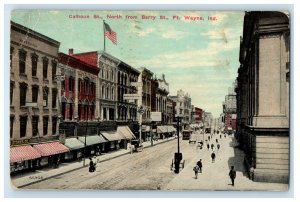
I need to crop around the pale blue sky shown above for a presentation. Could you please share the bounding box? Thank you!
[11,10,244,117]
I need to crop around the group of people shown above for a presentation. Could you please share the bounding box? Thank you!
[193,132,237,186]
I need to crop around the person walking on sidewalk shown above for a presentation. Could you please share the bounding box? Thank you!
[211,151,216,163]
[211,143,214,151]
[207,143,210,150]
[229,166,236,186]
[89,158,96,172]
[193,164,200,179]
[217,143,220,150]
[197,159,203,173]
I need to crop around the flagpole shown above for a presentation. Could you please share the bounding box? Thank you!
[103,20,106,52]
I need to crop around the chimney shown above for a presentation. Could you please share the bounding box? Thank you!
[69,48,74,55]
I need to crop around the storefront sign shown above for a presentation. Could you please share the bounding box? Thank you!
[11,139,30,146]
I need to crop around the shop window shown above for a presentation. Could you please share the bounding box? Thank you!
[52,88,57,108]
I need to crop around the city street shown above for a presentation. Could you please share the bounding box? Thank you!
[22,133,288,191]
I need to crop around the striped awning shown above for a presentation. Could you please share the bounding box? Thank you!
[64,138,85,150]
[33,142,70,156]
[101,131,125,141]
[78,135,107,146]
[10,145,41,163]
[117,126,136,140]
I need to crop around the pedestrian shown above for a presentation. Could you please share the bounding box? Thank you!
[229,166,236,186]
[89,158,96,172]
[193,164,200,179]
[207,143,210,150]
[220,134,222,139]
[211,151,216,163]
[217,143,220,150]
[211,143,214,151]
[197,159,203,173]
[216,139,218,143]
[208,136,210,141]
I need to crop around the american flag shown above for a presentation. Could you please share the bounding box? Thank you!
[104,22,117,45]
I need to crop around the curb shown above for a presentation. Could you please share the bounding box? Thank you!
[17,137,176,188]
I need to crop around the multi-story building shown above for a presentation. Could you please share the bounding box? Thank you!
[139,67,153,123]
[170,89,192,129]
[194,107,203,123]
[58,51,99,135]
[116,61,139,122]
[222,83,237,133]
[10,21,70,172]
[166,97,175,125]
[156,74,169,124]
[236,12,289,183]
[72,51,118,122]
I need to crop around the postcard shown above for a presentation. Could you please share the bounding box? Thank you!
[9,10,290,191]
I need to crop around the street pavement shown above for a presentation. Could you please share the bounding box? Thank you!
[165,133,288,191]
[10,136,176,188]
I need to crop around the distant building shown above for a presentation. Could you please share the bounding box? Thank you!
[222,82,237,133]
[236,11,290,183]
[194,107,203,123]
[156,74,169,124]
[139,67,153,123]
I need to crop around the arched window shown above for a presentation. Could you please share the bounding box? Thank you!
[111,87,114,101]
[102,85,105,99]
[106,86,109,99]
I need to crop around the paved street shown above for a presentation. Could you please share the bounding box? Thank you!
[18,133,288,191]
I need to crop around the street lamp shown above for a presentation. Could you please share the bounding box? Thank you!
[174,115,183,174]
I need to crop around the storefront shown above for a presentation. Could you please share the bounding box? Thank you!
[10,145,41,174]
[117,126,136,149]
[157,126,168,139]
[77,135,107,156]
[63,138,85,161]
[101,131,125,151]
[32,141,70,168]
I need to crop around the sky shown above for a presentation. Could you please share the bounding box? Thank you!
[11,10,244,117]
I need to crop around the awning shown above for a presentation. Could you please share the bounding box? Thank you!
[167,126,176,132]
[64,138,85,150]
[101,131,125,141]
[117,126,136,140]
[157,126,168,133]
[10,145,41,163]
[77,135,107,146]
[33,142,70,156]
[142,125,150,132]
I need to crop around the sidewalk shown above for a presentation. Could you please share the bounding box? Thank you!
[165,135,288,191]
[11,136,177,188]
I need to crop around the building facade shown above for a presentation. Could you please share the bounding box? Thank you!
[222,84,237,133]
[236,11,290,183]
[139,68,153,123]
[156,74,170,124]
[116,61,139,122]
[10,21,60,143]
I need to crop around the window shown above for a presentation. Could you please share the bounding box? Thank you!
[31,53,38,77]
[106,86,109,99]
[10,47,14,69]
[19,49,26,74]
[43,116,49,135]
[43,87,49,107]
[43,57,49,79]
[84,79,89,95]
[84,104,88,120]
[111,71,114,81]
[52,117,57,135]
[19,83,27,107]
[78,79,81,93]
[52,88,57,108]
[62,79,65,90]
[69,77,74,92]
[52,61,57,81]
[102,86,105,98]
[20,116,27,138]
[10,116,14,138]
[10,82,14,105]
[32,85,39,103]
[32,116,39,136]
[111,88,114,101]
